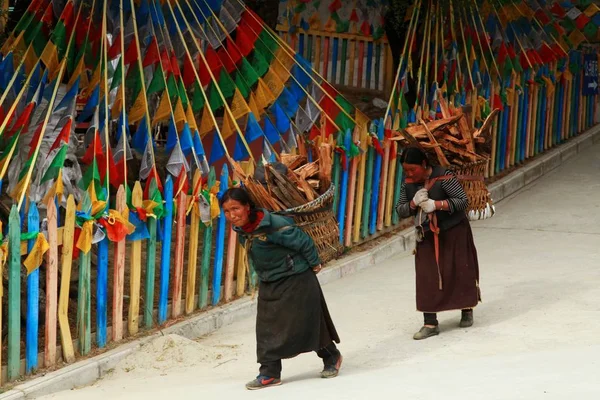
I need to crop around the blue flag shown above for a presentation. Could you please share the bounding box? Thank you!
[77,85,100,122]
[209,135,226,165]
[127,211,150,241]
[0,52,14,90]
[180,122,194,156]
[276,87,300,118]
[264,117,280,145]
[55,77,80,112]
[193,130,205,156]
[165,117,178,153]
[245,113,264,143]
[233,135,250,161]
[132,117,149,154]
[272,102,291,133]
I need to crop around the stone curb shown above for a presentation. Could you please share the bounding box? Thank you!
[3,126,599,399]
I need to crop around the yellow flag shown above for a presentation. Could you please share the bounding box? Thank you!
[221,111,236,140]
[199,105,214,137]
[24,234,50,275]
[186,105,198,132]
[263,68,285,99]
[248,92,262,117]
[209,193,220,220]
[42,170,65,205]
[585,4,600,17]
[141,200,159,217]
[22,46,38,76]
[174,98,186,131]
[76,220,94,254]
[152,93,170,126]
[1,33,15,54]
[69,57,89,88]
[542,76,555,97]
[231,88,251,120]
[256,78,275,109]
[569,30,586,49]
[88,64,101,90]
[106,209,135,232]
[40,42,59,78]
[128,92,148,124]
[111,90,123,119]
[10,177,29,201]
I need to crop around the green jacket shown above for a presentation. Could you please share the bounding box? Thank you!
[234,210,321,283]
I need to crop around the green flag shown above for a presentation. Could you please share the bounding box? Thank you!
[41,145,68,183]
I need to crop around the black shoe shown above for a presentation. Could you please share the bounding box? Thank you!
[413,325,440,340]
[245,375,282,390]
[460,310,474,328]
[321,355,343,378]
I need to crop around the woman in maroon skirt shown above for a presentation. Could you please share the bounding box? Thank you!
[396,147,481,340]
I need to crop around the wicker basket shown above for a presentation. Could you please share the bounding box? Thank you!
[448,161,496,221]
[274,185,343,264]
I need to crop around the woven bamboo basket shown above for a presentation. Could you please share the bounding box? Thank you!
[448,160,495,221]
[274,185,343,264]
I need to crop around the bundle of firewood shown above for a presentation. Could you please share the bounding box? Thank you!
[392,93,499,168]
[231,149,333,211]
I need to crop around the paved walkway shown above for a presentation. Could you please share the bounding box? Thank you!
[41,143,600,399]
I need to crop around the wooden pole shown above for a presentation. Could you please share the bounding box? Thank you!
[45,198,58,367]
[128,182,143,335]
[185,171,201,314]
[172,192,187,318]
[58,196,75,363]
[96,201,109,347]
[112,186,126,340]
[212,166,229,306]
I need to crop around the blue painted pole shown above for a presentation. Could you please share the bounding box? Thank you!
[212,165,229,306]
[158,176,174,324]
[26,203,39,374]
[337,129,351,243]
[369,119,383,235]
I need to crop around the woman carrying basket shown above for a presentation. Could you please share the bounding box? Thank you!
[220,187,342,390]
[396,147,482,340]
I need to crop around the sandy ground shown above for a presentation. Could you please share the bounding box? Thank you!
[40,142,600,399]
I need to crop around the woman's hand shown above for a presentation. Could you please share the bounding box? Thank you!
[313,264,323,274]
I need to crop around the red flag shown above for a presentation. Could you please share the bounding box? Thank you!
[308,124,320,141]
[497,43,508,66]
[183,54,196,87]
[27,124,45,158]
[50,119,72,152]
[108,35,122,60]
[227,39,243,67]
[576,14,591,31]
[124,40,138,65]
[371,136,384,157]
[328,0,342,13]
[98,218,130,242]
[160,50,172,74]
[350,9,359,23]
[492,94,503,111]
[143,37,160,67]
[170,52,181,78]
[144,169,163,200]
[241,9,263,36]
[81,132,103,165]
[236,29,255,58]
[205,45,222,77]
[98,146,119,186]
[360,21,371,36]
[174,166,189,195]
[534,9,551,25]
[198,55,212,87]
[549,3,565,18]
[218,47,237,74]
[110,157,124,189]
[7,103,35,138]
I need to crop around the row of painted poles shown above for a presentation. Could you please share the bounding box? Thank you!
[470,55,598,178]
[2,166,259,383]
[328,118,404,248]
[281,29,394,95]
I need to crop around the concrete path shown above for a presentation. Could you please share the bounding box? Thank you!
[40,143,600,399]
